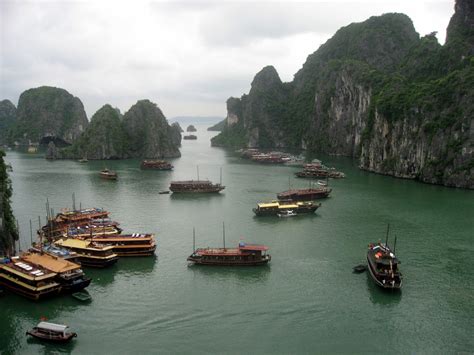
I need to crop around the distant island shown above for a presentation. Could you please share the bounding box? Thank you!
[186,125,197,132]
[0,87,182,160]
[211,0,473,189]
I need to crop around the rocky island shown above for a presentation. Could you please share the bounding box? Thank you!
[11,86,89,147]
[60,100,181,159]
[212,0,473,189]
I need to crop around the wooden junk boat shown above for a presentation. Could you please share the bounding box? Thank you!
[140,160,173,170]
[367,227,402,289]
[26,322,77,343]
[99,169,118,180]
[54,239,119,268]
[277,186,332,201]
[91,233,156,256]
[21,252,91,293]
[0,256,61,300]
[169,180,225,193]
[253,200,321,216]
[188,242,271,266]
[187,228,270,266]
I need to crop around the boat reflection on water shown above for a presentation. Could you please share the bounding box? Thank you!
[187,264,270,285]
[115,255,158,276]
[169,192,225,200]
[366,275,402,306]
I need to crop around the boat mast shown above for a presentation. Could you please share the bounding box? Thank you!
[193,227,196,253]
[220,167,222,185]
[222,222,226,250]
[72,192,76,211]
[393,235,397,254]
[29,219,33,247]
[385,224,390,247]
[38,216,43,254]
[197,166,200,181]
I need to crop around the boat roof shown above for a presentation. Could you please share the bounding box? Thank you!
[22,253,79,273]
[257,201,311,208]
[55,238,114,251]
[239,244,269,251]
[37,322,69,332]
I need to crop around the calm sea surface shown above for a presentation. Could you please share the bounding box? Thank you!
[1,126,473,354]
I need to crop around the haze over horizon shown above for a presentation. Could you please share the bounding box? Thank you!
[1,0,454,119]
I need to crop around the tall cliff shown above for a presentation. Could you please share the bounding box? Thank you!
[213,1,473,189]
[123,100,181,158]
[13,86,88,146]
[61,100,181,159]
[60,104,129,159]
[0,100,16,145]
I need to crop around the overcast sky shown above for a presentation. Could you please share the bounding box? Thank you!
[1,0,455,119]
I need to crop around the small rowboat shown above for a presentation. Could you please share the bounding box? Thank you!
[158,190,170,194]
[26,322,77,343]
[72,290,92,302]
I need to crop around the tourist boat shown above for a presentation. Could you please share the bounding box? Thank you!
[367,228,402,289]
[91,233,156,256]
[66,223,122,238]
[140,160,173,170]
[277,186,332,201]
[0,256,61,300]
[169,180,225,193]
[183,134,197,140]
[253,200,321,216]
[187,227,270,266]
[78,158,88,163]
[54,208,110,224]
[99,169,118,180]
[54,239,119,268]
[295,170,330,178]
[26,322,77,343]
[21,252,91,293]
[277,210,297,218]
[188,242,271,266]
[251,153,287,164]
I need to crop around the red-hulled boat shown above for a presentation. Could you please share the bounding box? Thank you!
[188,242,271,266]
[170,180,225,193]
[277,186,332,201]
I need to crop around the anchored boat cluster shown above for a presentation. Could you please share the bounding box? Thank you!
[0,206,156,301]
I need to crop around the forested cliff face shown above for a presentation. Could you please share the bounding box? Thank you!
[60,100,181,159]
[0,100,16,145]
[13,86,88,146]
[212,0,473,189]
[0,150,18,256]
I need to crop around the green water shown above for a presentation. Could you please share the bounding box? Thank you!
[1,127,473,354]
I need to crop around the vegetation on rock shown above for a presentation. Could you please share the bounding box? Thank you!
[212,1,473,188]
[11,86,88,146]
[0,150,18,255]
[0,100,16,145]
